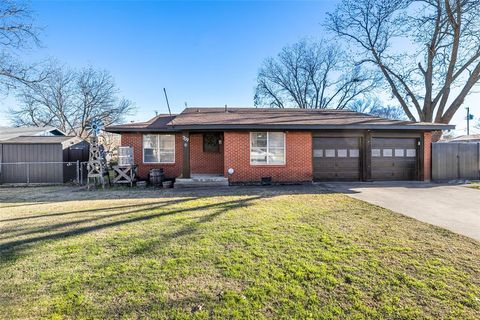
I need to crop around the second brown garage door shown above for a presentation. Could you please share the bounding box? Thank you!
[371,138,419,180]
[313,137,361,181]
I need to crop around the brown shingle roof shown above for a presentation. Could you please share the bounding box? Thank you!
[174,108,412,126]
[106,107,454,132]
[106,114,176,131]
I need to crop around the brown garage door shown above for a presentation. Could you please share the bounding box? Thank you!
[371,138,419,180]
[313,137,361,181]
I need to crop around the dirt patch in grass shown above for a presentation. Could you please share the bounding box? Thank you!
[0,185,479,319]
[467,184,480,190]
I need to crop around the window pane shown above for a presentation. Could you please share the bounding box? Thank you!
[269,132,284,148]
[394,149,405,157]
[159,135,175,163]
[143,135,159,163]
[143,134,158,149]
[268,147,285,164]
[406,149,416,157]
[203,133,220,153]
[159,135,175,149]
[325,149,335,157]
[349,149,359,157]
[251,132,267,148]
[251,147,267,164]
[144,149,158,163]
[372,149,381,157]
[313,149,323,157]
[160,152,174,163]
[337,149,347,157]
[383,149,393,157]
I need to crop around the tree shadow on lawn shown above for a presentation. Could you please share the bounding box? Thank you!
[0,194,264,264]
[0,184,328,223]
[0,184,329,205]
[0,198,196,223]
[0,202,50,209]
[0,198,196,238]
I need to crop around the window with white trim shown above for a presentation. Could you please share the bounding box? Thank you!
[143,134,175,163]
[250,132,285,165]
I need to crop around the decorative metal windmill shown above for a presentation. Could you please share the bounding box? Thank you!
[86,118,104,137]
[87,118,107,189]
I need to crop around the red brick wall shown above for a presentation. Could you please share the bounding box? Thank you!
[119,130,431,183]
[120,133,183,180]
[223,131,312,183]
[423,131,432,181]
[189,133,224,174]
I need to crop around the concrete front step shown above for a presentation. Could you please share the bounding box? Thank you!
[174,176,229,188]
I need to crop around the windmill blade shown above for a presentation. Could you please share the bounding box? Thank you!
[88,118,105,136]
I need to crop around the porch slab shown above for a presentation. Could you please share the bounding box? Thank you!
[174,174,229,188]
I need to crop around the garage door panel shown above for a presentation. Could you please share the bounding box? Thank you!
[313,170,360,180]
[372,169,416,180]
[314,159,359,168]
[313,139,359,149]
[313,137,361,181]
[372,138,417,148]
[371,138,418,181]
[313,161,336,171]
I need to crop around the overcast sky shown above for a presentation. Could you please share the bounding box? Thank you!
[0,1,477,135]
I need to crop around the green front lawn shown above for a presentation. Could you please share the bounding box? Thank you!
[0,186,479,319]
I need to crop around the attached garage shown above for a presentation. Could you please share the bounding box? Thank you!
[312,131,424,182]
[313,136,362,181]
[371,137,419,181]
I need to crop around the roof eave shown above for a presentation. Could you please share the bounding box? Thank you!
[105,126,179,133]
[173,124,455,130]
[105,123,455,132]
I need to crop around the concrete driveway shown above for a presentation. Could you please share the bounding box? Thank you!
[321,182,480,241]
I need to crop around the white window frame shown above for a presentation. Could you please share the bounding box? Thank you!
[142,134,175,164]
[250,132,286,165]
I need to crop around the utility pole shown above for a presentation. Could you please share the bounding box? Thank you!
[466,107,474,136]
[467,107,470,136]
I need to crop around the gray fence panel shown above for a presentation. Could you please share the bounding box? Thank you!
[458,143,479,179]
[0,162,81,184]
[432,142,480,180]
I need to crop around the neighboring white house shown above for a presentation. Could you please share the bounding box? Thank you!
[0,126,65,142]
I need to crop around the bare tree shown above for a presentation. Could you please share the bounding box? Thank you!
[254,39,378,109]
[0,0,44,93]
[327,0,480,123]
[9,63,134,137]
[349,97,407,120]
[98,131,121,163]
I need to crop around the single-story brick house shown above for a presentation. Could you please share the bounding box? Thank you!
[106,107,453,184]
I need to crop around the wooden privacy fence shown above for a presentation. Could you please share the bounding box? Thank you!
[432,142,480,180]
